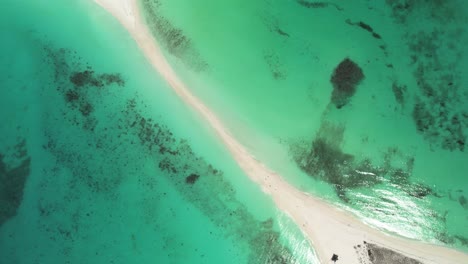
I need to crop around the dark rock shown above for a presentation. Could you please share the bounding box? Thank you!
[297,0,329,8]
[331,253,339,262]
[275,28,290,37]
[70,70,95,87]
[296,0,343,11]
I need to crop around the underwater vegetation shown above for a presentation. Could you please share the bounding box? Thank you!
[386,0,468,151]
[296,1,343,11]
[140,0,208,71]
[289,119,468,246]
[290,122,382,202]
[31,40,305,263]
[330,58,365,109]
[345,19,382,40]
[0,140,30,228]
[391,81,407,107]
[264,51,287,80]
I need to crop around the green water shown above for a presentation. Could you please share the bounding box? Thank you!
[140,0,468,251]
[0,0,318,263]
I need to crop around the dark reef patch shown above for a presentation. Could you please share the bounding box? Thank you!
[259,12,290,39]
[385,0,415,24]
[36,42,305,261]
[264,51,287,80]
[331,254,338,262]
[386,0,463,25]
[330,58,365,108]
[185,173,200,184]
[0,140,30,227]
[345,19,382,40]
[275,27,290,37]
[386,0,468,151]
[391,81,407,106]
[412,96,466,151]
[454,235,468,247]
[42,46,125,132]
[290,122,439,203]
[70,70,124,88]
[140,0,208,71]
[357,21,373,33]
[119,99,302,263]
[38,44,130,196]
[296,0,343,11]
[288,118,467,246]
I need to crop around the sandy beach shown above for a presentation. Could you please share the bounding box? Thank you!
[92,0,468,263]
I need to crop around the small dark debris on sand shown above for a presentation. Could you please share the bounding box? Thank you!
[332,253,339,262]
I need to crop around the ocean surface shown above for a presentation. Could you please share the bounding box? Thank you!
[0,0,318,263]
[139,0,468,252]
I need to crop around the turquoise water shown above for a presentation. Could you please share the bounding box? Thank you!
[0,0,318,263]
[140,0,468,251]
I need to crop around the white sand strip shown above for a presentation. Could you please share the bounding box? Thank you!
[92,0,468,263]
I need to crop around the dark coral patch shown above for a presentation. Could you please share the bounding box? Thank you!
[70,70,124,88]
[386,1,467,152]
[43,46,126,132]
[65,89,80,103]
[290,122,442,204]
[357,21,373,32]
[412,97,466,151]
[330,58,364,108]
[391,82,407,106]
[70,70,94,87]
[0,142,30,227]
[459,195,467,209]
[296,0,343,11]
[297,0,329,8]
[290,123,383,201]
[118,99,300,262]
[345,19,382,40]
[140,0,208,71]
[185,173,200,184]
[264,51,287,80]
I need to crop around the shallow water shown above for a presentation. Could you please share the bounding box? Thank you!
[139,0,468,251]
[0,0,318,263]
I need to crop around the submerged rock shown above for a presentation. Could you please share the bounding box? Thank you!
[330,58,364,108]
